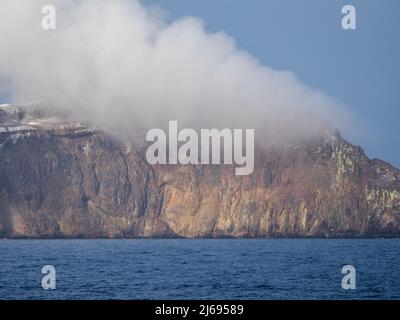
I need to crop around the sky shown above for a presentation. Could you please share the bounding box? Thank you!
[142,0,400,167]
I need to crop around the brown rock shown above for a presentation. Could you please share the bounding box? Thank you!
[0,105,399,238]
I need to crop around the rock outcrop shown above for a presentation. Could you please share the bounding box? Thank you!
[0,104,399,238]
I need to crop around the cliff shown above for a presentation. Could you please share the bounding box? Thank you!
[0,104,399,238]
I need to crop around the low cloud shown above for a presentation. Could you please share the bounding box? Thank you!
[0,0,358,145]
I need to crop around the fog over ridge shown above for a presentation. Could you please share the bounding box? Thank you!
[0,0,359,145]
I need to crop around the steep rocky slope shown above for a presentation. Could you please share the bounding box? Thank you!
[0,104,399,238]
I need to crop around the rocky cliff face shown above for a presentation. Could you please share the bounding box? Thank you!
[0,104,399,238]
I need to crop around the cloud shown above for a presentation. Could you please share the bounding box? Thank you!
[0,0,358,145]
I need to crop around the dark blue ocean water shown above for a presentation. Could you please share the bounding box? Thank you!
[0,239,399,300]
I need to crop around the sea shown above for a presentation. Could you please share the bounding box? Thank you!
[0,239,399,300]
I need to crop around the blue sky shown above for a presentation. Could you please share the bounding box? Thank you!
[143,0,400,167]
